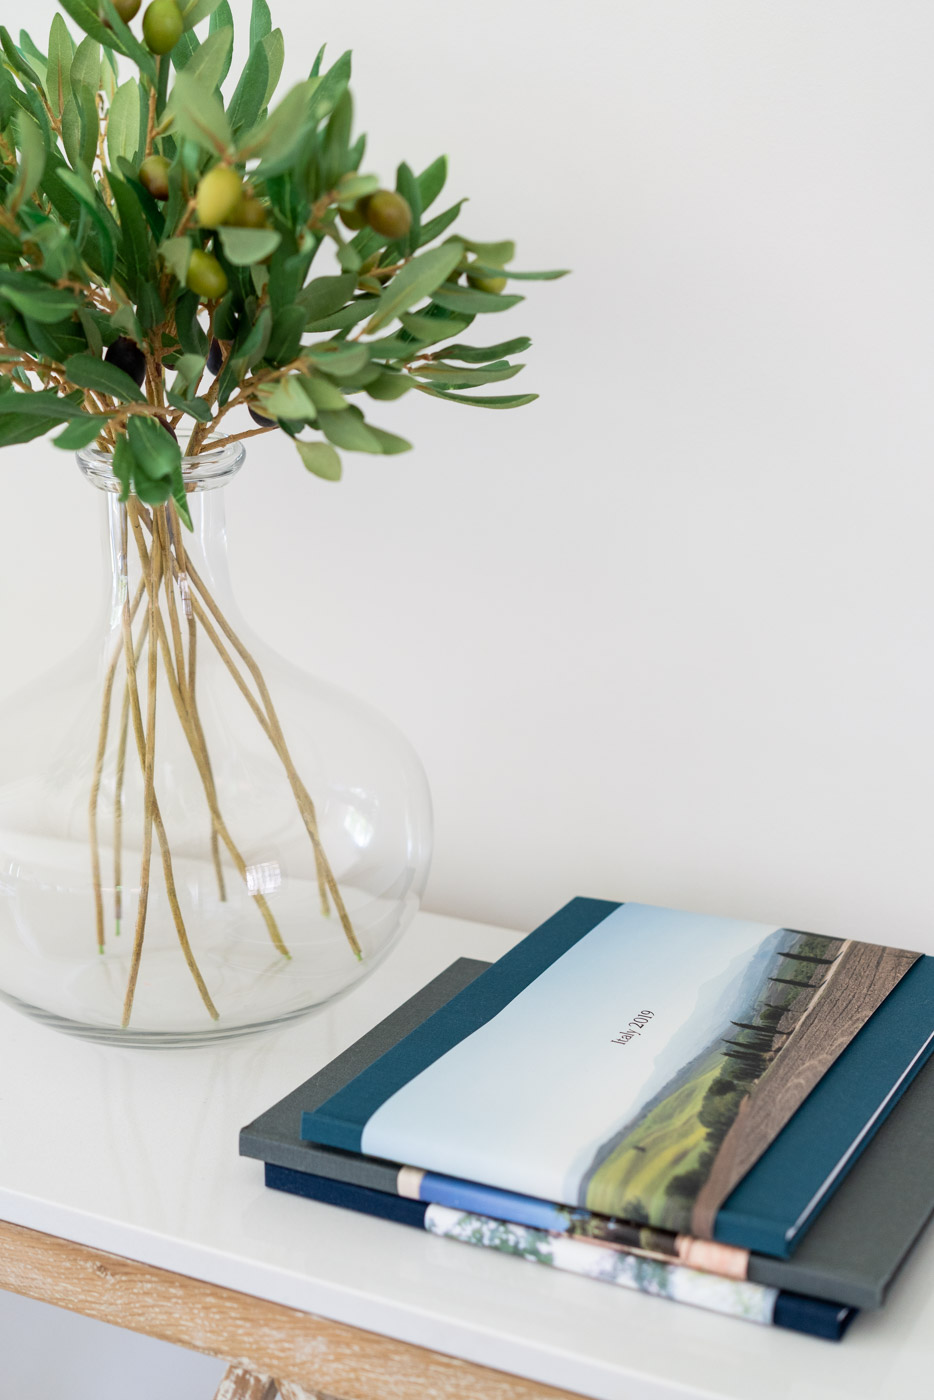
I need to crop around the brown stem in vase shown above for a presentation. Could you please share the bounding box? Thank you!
[158,506,340,935]
[128,509,289,959]
[182,588,331,919]
[114,604,151,935]
[174,526,361,960]
[188,611,226,901]
[159,507,226,901]
[121,514,162,1027]
[119,507,218,1024]
[113,686,129,935]
[140,504,340,936]
[89,575,146,952]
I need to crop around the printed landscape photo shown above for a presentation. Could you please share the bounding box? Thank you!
[579,926,907,1235]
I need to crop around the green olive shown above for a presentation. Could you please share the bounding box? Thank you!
[186,248,228,300]
[467,263,507,294]
[339,201,368,231]
[231,194,268,229]
[109,0,141,21]
[195,167,244,228]
[365,190,412,240]
[142,0,183,53]
[138,154,170,201]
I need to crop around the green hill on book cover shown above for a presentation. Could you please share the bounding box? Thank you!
[582,930,844,1234]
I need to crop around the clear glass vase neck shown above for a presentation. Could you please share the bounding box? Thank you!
[77,443,243,627]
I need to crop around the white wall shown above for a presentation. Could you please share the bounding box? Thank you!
[9,0,934,947]
[7,2,934,948]
[3,1,934,1391]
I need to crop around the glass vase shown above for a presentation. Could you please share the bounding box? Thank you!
[0,443,432,1045]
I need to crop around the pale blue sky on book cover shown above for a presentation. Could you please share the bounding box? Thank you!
[361,904,782,1205]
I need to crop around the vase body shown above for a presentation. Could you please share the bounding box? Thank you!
[0,444,432,1044]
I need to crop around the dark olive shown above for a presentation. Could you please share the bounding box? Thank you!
[365,190,412,240]
[231,194,268,229]
[109,0,141,21]
[105,336,146,387]
[339,201,368,231]
[142,0,183,54]
[207,338,224,375]
[249,407,276,428]
[138,155,170,201]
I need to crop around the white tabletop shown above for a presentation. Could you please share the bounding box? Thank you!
[0,909,931,1400]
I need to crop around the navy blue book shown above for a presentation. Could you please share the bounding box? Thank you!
[299,899,934,1257]
[266,1163,857,1340]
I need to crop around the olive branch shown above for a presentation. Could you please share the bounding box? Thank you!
[0,0,567,1024]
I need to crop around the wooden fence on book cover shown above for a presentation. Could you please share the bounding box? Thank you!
[691,939,917,1240]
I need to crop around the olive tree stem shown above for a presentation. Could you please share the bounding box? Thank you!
[114,605,150,935]
[119,507,218,1025]
[89,574,146,952]
[129,509,289,959]
[159,507,225,901]
[121,514,162,1027]
[170,511,360,960]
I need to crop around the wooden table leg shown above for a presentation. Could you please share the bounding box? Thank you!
[275,1382,324,1400]
[213,1365,278,1400]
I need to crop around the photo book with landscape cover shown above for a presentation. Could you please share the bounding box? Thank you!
[292,899,934,1257]
[242,960,934,1312]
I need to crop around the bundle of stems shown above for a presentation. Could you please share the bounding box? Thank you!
[88,495,361,1028]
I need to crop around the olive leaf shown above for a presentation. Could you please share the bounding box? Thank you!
[465,263,570,282]
[65,352,146,403]
[218,226,281,266]
[431,285,524,315]
[9,110,45,212]
[47,14,75,121]
[0,387,88,421]
[316,405,383,452]
[107,80,143,168]
[398,308,473,344]
[416,387,539,409]
[181,0,226,31]
[250,0,272,47]
[228,36,272,134]
[362,242,465,334]
[238,80,314,163]
[166,70,232,156]
[69,35,101,95]
[295,439,341,480]
[208,0,234,83]
[160,236,193,283]
[255,376,317,421]
[412,360,524,389]
[0,2,563,484]
[434,336,532,363]
[53,415,107,449]
[297,272,357,322]
[178,28,234,95]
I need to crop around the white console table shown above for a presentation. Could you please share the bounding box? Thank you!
[0,909,930,1400]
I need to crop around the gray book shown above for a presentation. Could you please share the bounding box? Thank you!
[240,958,934,1310]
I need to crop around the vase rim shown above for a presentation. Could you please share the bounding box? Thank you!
[76,438,245,494]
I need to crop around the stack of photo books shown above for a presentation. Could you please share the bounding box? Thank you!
[241,899,934,1341]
